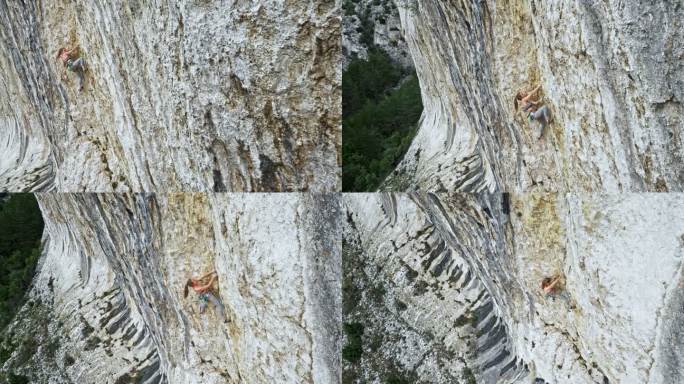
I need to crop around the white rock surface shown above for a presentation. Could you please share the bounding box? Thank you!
[510,193,684,384]
[343,193,526,383]
[0,193,342,383]
[0,1,341,192]
[343,192,684,384]
[386,0,683,192]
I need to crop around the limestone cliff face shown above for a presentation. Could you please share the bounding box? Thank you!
[343,193,684,384]
[342,0,412,69]
[386,1,683,192]
[0,193,341,383]
[0,1,340,192]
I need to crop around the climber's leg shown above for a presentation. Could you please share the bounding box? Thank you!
[198,293,208,314]
[533,106,550,139]
[544,105,552,124]
[69,58,86,91]
[540,106,551,125]
[69,57,84,71]
[207,292,227,322]
[558,290,572,303]
[76,71,85,91]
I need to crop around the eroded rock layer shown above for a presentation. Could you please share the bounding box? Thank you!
[1,193,341,384]
[0,1,340,192]
[343,193,684,383]
[386,0,683,192]
[342,0,412,69]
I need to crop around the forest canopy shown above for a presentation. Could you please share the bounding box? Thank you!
[342,49,423,191]
[0,194,44,331]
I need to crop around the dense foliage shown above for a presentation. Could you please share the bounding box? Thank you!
[342,322,364,363]
[0,194,44,331]
[342,49,423,191]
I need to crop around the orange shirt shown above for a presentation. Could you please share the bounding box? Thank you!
[58,49,75,64]
[191,280,211,294]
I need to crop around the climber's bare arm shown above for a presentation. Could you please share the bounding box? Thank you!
[196,283,210,291]
[196,276,216,291]
[519,83,541,103]
[199,270,216,280]
[521,85,541,103]
[528,84,542,95]
[197,275,216,290]
[548,276,562,289]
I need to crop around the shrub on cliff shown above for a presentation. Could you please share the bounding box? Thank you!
[0,194,44,331]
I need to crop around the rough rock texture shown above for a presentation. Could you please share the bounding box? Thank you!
[343,192,684,383]
[386,1,683,192]
[342,0,412,69]
[0,1,341,192]
[0,193,342,383]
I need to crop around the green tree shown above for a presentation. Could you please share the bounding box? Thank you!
[342,49,402,118]
[0,194,44,331]
[342,322,364,363]
[342,52,423,191]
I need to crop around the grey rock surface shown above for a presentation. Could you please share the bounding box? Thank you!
[0,1,341,192]
[0,193,342,383]
[343,192,684,383]
[385,0,683,192]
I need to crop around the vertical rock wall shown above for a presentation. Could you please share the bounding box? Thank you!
[0,0,341,192]
[388,0,683,192]
[1,193,341,383]
[343,192,684,384]
[509,193,684,383]
[343,193,527,383]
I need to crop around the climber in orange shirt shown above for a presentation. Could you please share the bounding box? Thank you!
[56,45,86,91]
[515,84,542,112]
[184,270,228,323]
[515,84,552,138]
[541,275,562,295]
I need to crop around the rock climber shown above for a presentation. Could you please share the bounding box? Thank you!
[541,275,562,295]
[56,45,86,91]
[514,84,541,112]
[515,84,552,138]
[184,270,228,323]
